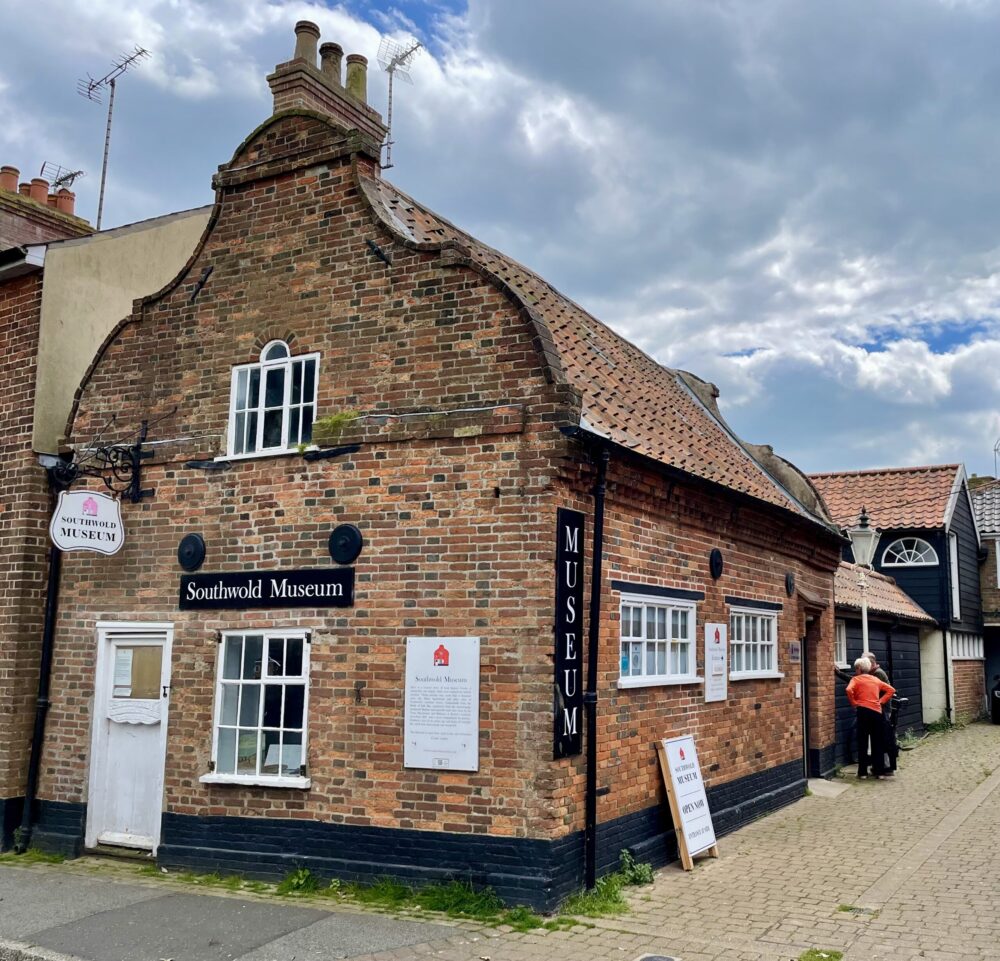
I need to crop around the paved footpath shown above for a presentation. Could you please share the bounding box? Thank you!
[2,723,999,961]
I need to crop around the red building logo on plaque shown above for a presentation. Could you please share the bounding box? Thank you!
[433,644,450,667]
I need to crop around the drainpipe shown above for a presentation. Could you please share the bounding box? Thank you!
[15,539,62,852]
[942,627,953,723]
[584,446,609,890]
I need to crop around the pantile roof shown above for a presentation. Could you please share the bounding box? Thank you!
[360,174,835,533]
[834,562,936,624]
[972,483,1000,535]
[809,464,961,530]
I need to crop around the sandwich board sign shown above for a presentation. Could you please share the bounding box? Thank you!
[656,734,719,870]
[49,490,125,556]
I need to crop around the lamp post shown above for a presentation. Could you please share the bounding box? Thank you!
[846,507,881,652]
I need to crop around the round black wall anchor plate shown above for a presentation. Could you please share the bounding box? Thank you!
[709,548,724,580]
[329,524,364,565]
[177,533,206,572]
[785,572,796,597]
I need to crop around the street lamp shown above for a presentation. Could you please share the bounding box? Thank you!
[845,507,881,651]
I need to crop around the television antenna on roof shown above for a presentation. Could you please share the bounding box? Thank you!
[78,45,149,229]
[40,162,85,191]
[377,37,422,170]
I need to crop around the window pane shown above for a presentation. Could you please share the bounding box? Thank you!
[261,730,282,774]
[284,684,305,729]
[248,368,260,407]
[289,408,300,445]
[733,645,743,672]
[234,413,246,455]
[620,643,630,674]
[656,642,666,675]
[292,361,303,404]
[677,643,689,676]
[301,406,313,445]
[304,359,316,401]
[645,644,656,675]
[267,638,284,676]
[286,638,303,676]
[678,609,688,638]
[621,606,632,638]
[217,728,237,774]
[243,636,263,679]
[646,609,655,639]
[263,685,283,727]
[282,731,303,776]
[265,367,285,408]
[751,644,759,671]
[657,608,667,639]
[630,641,642,676]
[223,636,242,679]
[237,730,259,774]
[264,342,289,361]
[239,685,260,726]
[246,412,258,452]
[263,409,283,448]
[220,685,238,726]
[236,369,248,410]
[732,616,741,642]
[631,608,641,636]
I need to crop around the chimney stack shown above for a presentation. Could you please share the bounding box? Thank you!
[320,43,343,86]
[345,55,368,104]
[293,20,320,66]
[0,165,18,193]
[266,23,387,163]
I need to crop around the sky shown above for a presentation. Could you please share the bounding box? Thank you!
[3,0,1000,478]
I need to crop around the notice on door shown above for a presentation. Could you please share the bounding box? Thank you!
[704,622,728,703]
[657,734,718,868]
[404,637,480,772]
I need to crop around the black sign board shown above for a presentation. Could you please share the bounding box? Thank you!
[554,508,585,759]
[180,568,355,610]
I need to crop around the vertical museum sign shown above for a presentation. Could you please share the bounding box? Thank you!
[554,508,585,758]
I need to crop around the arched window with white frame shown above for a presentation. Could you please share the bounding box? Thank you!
[228,340,319,456]
[881,537,939,567]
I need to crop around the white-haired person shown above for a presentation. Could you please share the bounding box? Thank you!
[846,656,896,779]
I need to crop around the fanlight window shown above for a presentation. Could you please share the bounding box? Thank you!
[228,341,319,456]
[881,538,938,567]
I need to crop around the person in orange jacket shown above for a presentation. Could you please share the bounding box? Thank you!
[846,656,896,779]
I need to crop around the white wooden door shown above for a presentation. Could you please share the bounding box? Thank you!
[87,623,172,852]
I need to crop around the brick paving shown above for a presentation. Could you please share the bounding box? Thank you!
[3,723,999,961]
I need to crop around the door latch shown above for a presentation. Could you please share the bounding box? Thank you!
[162,684,171,697]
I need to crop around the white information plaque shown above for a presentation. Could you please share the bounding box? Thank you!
[657,734,718,868]
[49,489,125,555]
[404,636,480,771]
[704,623,728,703]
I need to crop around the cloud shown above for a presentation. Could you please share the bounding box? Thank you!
[3,0,1000,476]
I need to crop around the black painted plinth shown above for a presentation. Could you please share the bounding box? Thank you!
[1,796,24,851]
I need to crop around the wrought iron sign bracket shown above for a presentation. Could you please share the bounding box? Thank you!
[49,419,156,503]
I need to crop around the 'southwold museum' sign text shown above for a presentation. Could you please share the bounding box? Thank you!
[179,568,355,610]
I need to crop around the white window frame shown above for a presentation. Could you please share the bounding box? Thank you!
[834,619,848,668]
[881,537,939,567]
[617,593,702,689]
[729,607,783,680]
[201,629,311,788]
[949,532,961,619]
[226,341,320,459]
[994,537,1000,589]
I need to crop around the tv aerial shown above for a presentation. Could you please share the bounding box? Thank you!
[377,37,422,170]
[39,162,85,191]
[78,45,149,229]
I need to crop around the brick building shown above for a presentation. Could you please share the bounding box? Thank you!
[971,483,1000,695]
[9,23,842,908]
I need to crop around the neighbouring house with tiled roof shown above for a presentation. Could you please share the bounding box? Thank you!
[812,465,987,726]
[2,22,845,906]
[971,482,1000,697]
[832,562,935,764]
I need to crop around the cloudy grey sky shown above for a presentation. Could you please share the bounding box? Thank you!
[3,0,1000,477]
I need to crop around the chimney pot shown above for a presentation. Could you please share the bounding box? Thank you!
[47,194,58,208]
[345,54,368,104]
[18,183,30,197]
[293,20,321,66]
[320,42,344,86]
[29,178,49,203]
[55,188,76,215]
[0,165,19,193]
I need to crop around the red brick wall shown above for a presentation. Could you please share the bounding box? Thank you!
[953,660,985,722]
[41,113,571,839]
[980,538,1000,624]
[0,272,50,805]
[551,458,839,831]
